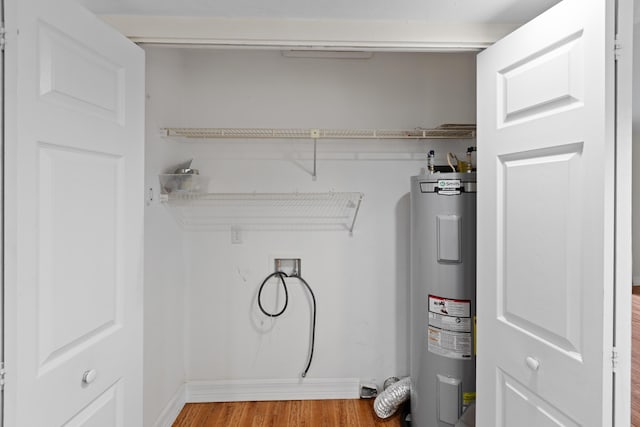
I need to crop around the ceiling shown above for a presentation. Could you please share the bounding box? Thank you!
[78,0,561,25]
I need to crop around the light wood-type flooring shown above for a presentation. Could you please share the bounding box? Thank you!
[632,286,640,426]
[172,399,403,426]
[174,288,640,426]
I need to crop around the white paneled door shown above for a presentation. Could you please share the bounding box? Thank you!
[477,0,631,426]
[4,0,144,425]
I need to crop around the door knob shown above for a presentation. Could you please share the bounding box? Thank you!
[82,369,97,384]
[525,356,540,371]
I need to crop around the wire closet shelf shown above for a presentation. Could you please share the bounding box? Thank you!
[161,124,476,140]
[160,191,364,234]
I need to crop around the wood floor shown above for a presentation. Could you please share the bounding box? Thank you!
[172,399,403,427]
[174,288,640,426]
[632,287,640,426]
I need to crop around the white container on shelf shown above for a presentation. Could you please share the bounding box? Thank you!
[159,174,210,195]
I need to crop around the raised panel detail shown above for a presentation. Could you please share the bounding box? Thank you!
[38,21,125,124]
[62,381,123,426]
[497,143,583,358]
[497,370,579,427]
[37,144,124,373]
[498,31,584,127]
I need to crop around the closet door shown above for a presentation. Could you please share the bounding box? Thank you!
[4,0,144,425]
[476,0,631,426]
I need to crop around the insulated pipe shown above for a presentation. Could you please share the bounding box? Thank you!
[373,377,411,419]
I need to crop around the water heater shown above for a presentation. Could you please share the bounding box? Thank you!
[410,172,476,427]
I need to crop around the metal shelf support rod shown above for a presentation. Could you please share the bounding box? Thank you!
[312,138,318,181]
[349,195,363,236]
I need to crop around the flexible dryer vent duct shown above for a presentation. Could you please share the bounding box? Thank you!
[373,377,411,419]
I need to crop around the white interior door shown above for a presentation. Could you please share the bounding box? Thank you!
[476,0,631,426]
[0,1,4,425]
[3,0,144,425]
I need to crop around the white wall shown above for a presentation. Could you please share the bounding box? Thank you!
[143,47,190,426]
[633,20,640,284]
[144,48,477,407]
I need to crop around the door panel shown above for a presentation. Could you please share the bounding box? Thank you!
[38,22,125,123]
[498,30,584,126]
[37,144,123,372]
[63,381,124,427]
[499,143,584,356]
[498,370,579,427]
[476,0,627,425]
[4,0,144,425]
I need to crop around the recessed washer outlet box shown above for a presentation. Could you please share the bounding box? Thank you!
[274,258,301,276]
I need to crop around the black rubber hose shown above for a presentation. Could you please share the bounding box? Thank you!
[257,271,317,378]
[257,272,289,317]
[296,275,317,377]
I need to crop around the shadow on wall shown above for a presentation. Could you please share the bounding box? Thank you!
[395,193,411,375]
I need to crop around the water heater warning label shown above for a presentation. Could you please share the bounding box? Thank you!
[428,295,470,317]
[429,312,471,332]
[428,295,472,359]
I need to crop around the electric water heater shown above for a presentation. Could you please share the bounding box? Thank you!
[409,172,477,427]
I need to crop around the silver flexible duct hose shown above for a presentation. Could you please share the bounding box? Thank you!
[373,376,411,419]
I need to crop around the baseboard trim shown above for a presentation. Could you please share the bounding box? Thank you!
[153,383,187,427]
[633,277,640,286]
[186,378,361,402]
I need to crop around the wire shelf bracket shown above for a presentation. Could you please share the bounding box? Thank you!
[161,124,475,180]
[160,191,365,235]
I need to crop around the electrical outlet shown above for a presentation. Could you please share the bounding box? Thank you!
[274,258,301,276]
